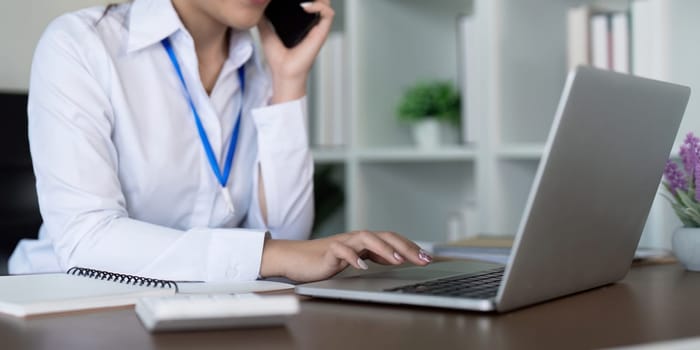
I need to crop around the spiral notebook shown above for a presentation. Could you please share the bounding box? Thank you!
[0,267,178,317]
[0,267,294,318]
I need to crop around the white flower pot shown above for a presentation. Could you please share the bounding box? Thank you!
[411,119,459,149]
[672,227,700,271]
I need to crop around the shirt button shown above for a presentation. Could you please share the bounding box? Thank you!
[225,265,238,279]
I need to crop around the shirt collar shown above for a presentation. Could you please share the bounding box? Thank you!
[228,30,267,76]
[126,0,266,74]
[127,0,181,53]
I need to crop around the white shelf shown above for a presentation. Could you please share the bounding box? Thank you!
[352,0,472,148]
[310,0,695,247]
[356,147,477,163]
[313,146,479,163]
[497,144,545,160]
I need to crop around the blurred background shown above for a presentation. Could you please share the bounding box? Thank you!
[1,0,699,274]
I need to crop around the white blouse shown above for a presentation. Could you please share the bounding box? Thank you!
[8,0,314,281]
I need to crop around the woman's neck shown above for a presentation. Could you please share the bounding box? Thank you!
[171,0,229,94]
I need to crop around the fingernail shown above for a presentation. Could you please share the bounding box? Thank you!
[393,251,404,262]
[418,249,433,263]
[300,2,313,8]
[357,258,368,270]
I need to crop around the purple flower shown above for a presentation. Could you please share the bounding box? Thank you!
[696,160,700,202]
[680,132,700,178]
[664,160,687,195]
[666,133,700,226]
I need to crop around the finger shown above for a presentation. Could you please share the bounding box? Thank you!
[301,1,334,17]
[328,241,368,270]
[345,231,404,266]
[297,2,334,53]
[377,232,432,266]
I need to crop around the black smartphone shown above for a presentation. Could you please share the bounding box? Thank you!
[264,0,321,48]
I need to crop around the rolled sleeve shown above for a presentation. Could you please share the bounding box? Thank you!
[249,97,314,240]
[251,97,310,153]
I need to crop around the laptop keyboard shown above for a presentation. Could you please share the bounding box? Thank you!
[384,267,505,299]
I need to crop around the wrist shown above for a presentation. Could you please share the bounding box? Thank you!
[260,238,287,278]
[270,75,307,104]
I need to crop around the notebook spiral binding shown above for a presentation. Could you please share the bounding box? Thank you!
[66,267,179,292]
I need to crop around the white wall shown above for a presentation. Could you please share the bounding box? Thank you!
[0,0,108,91]
[668,0,700,147]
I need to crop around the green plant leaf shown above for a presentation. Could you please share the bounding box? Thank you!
[676,190,699,211]
[659,187,700,226]
[660,193,678,205]
[662,182,682,202]
[672,202,699,227]
[396,81,461,125]
[683,207,700,226]
[684,194,700,216]
[672,201,689,220]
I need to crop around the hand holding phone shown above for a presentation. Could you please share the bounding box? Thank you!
[264,0,321,48]
[259,0,332,104]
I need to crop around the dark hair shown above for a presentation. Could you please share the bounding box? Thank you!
[97,2,129,25]
[103,4,118,15]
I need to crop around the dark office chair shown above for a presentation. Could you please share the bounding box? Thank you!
[0,92,42,261]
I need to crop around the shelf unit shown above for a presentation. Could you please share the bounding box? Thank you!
[497,144,545,160]
[309,0,479,242]
[309,0,700,249]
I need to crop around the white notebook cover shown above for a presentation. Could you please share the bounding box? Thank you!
[0,273,175,317]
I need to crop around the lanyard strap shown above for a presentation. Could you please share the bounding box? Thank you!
[161,37,245,189]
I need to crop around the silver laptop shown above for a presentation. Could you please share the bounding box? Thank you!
[296,66,691,312]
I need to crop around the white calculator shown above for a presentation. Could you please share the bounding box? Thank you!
[135,293,299,332]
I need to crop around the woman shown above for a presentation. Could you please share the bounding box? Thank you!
[9,0,432,282]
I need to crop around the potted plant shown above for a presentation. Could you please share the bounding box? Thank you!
[663,132,700,271]
[396,81,461,148]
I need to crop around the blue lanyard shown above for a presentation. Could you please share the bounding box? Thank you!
[161,38,245,195]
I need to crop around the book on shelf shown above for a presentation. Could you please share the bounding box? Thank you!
[567,4,630,74]
[567,0,683,79]
[567,5,591,70]
[0,267,293,318]
[569,0,700,147]
[313,31,347,148]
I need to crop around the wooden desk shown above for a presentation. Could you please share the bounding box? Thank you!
[2,264,700,350]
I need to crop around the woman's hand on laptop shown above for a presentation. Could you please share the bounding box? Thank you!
[259,230,433,282]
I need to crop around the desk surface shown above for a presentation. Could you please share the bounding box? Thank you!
[2,263,700,350]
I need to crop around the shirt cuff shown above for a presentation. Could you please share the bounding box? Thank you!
[206,228,267,281]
